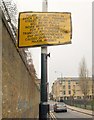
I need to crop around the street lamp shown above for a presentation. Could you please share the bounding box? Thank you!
[39,0,49,120]
[55,71,63,79]
[54,71,63,101]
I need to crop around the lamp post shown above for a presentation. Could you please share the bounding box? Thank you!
[54,71,63,101]
[55,71,63,79]
[39,0,50,119]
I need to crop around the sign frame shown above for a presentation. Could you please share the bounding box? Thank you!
[18,11,72,48]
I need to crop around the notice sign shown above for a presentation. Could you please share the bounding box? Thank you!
[18,12,72,48]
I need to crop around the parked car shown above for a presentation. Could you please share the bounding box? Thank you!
[53,102,67,112]
[60,99,64,102]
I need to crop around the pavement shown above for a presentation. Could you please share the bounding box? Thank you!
[67,104,94,116]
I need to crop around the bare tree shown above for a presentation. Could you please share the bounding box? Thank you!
[79,57,90,108]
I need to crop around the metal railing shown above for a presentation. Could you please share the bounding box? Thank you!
[64,99,94,110]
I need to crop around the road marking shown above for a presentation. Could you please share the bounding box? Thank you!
[50,111,57,120]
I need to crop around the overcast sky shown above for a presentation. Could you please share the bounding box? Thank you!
[16,0,93,92]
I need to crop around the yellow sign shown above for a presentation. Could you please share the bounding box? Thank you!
[18,12,72,47]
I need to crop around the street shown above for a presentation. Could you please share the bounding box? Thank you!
[54,109,92,118]
[49,101,92,119]
[1,0,93,119]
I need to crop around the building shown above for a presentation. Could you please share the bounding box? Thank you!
[51,77,92,101]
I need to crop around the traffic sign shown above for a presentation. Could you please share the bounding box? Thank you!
[18,12,72,48]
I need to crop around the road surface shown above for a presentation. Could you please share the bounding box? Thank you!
[49,100,93,119]
[54,109,92,118]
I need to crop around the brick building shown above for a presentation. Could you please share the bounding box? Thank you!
[51,77,92,101]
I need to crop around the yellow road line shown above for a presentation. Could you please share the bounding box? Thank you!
[50,111,57,120]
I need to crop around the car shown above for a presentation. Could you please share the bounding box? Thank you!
[53,102,67,112]
[60,99,64,102]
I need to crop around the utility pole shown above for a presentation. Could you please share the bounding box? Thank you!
[39,0,50,119]
[18,0,72,118]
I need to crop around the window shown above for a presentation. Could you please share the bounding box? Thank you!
[76,82,78,84]
[63,85,65,89]
[68,80,71,84]
[68,85,71,89]
[63,91,66,95]
[62,81,65,84]
[69,91,71,94]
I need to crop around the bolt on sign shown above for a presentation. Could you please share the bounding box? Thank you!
[18,12,72,48]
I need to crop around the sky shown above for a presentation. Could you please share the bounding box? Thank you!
[15,0,93,92]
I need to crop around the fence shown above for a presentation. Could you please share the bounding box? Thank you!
[64,99,94,110]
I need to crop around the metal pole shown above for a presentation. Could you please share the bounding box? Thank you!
[39,0,49,119]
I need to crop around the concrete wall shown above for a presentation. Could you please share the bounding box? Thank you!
[0,8,2,119]
[2,12,40,118]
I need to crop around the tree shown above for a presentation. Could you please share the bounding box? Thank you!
[79,57,90,108]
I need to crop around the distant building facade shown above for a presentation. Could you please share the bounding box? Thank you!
[51,77,92,101]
